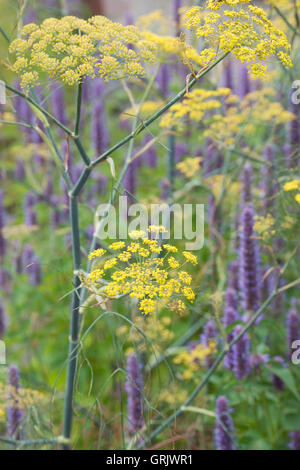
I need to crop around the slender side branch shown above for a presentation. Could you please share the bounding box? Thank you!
[138,286,289,448]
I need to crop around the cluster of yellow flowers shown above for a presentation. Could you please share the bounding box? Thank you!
[254,214,276,241]
[9,15,158,88]
[0,383,45,420]
[176,157,202,178]
[84,228,197,315]
[117,314,174,351]
[160,88,231,129]
[174,341,217,380]
[183,1,292,79]
[203,88,295,149]
[283,180,300,205]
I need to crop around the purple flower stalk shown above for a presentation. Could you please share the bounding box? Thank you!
[51,83,67,130]
[232,325,251,380]
[271,356,286,392]
[24,192,37,226]
[214,396,235,450]
[156,64,170,97]
[125,354,145,436]
[173,0,181,36]
[228,260,239,292]
[222,60,234,91]
[239,204,260,313]
[223,305,239,371]
[250,353,269,373]
[27,255,42,286]
[0,303,6,339]
[290,432,300,450]
[15,159,25,180]
[261,145,277,212]
[238,64,251,99]
[0,190,6,261]
[142,134,157,168]
[7,365,23,440]
[241,163,252,205]
[286,308,300,360]
[201,319,218,368]
[91,79,109,157]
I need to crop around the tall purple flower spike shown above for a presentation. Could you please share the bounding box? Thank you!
[232,325,251,380]
[156,64,170,97]
[7,365,23,440]
[286,308,300,360]
[201,319,218,368]
[125,354,145,436]
[238,64,251,99]
[271,356,286,392]
[91,79,109,157]
[223,60,234,91]
[51,83,67,130]
[173,0,182,36]
[223,303,239,371]
[24,192,37,226]
[228,260,239,292]
[0,303,6,339]
[290,432,300,450]
[214,396,235,450]
[241,163,252,205]
[261,145,277,212]
[142,134,157,168]
[0,190,6,261]
[239,204,261,313]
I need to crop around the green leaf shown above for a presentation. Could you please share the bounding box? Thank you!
[267,365,300,400]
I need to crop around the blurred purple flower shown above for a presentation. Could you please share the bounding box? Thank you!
[286,308,300,360]
[241,163,252,205]
[142,134,157,168]
[125,353,145,436]
[223,306,239,371]
[214,396,235,450]
[271,356,286,392]
[0,303,6,339]
[250,353,269,373]
[0,190,6,261]
[91,79,109,157]
[239,204,261,313]
[51,83,67,130]
[201,319,218,368]
[289,431,300,450]
[24,192,37,226]
[156,64,170,97]
[7,365,23,440]
[232,325,251,380]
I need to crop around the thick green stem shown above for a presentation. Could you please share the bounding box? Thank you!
[62,196,82,449]
[74,82,82,136]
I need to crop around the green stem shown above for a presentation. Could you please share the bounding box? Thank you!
[0,26,10,43]
[90,52,230,168]
[74,82,82,137]
[62,196,82,449]
[5,83,73,136]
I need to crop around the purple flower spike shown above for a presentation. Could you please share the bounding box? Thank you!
[15,159,25,180]
[201,319,218,368]
[27,255,42,286]
[241,163,252,205]
[271,356,286,392]
[173,0,181,36]
[286,308,300,360]
[250,353,269,373]
[156,64,170,97]
[51,83,67,130]
[142,134,157,168]
[290,432,300,450]
[239,204,260,313]
[223,306,239,371]
[232,325,251,380]
[0,190,6,261]
[238,64,251,98]
[214,396,235,450]
[125,354,145,436]
[228,260,239,292]
[24,192,37,227]
[225,287,238,311]
[223,60,234,91]
[0,303,6,339]
[7,365,23,440]
[91,79,109,157]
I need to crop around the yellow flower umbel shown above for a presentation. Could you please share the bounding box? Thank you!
[283,180,300,205]
[183,1,292,79]
[9,16,158,89]
[174,341,217,380]
[84,228,197,315]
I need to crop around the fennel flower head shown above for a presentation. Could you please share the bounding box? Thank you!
[183,0,292,79]
[83,227,197,316]
[9,15,159,89]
